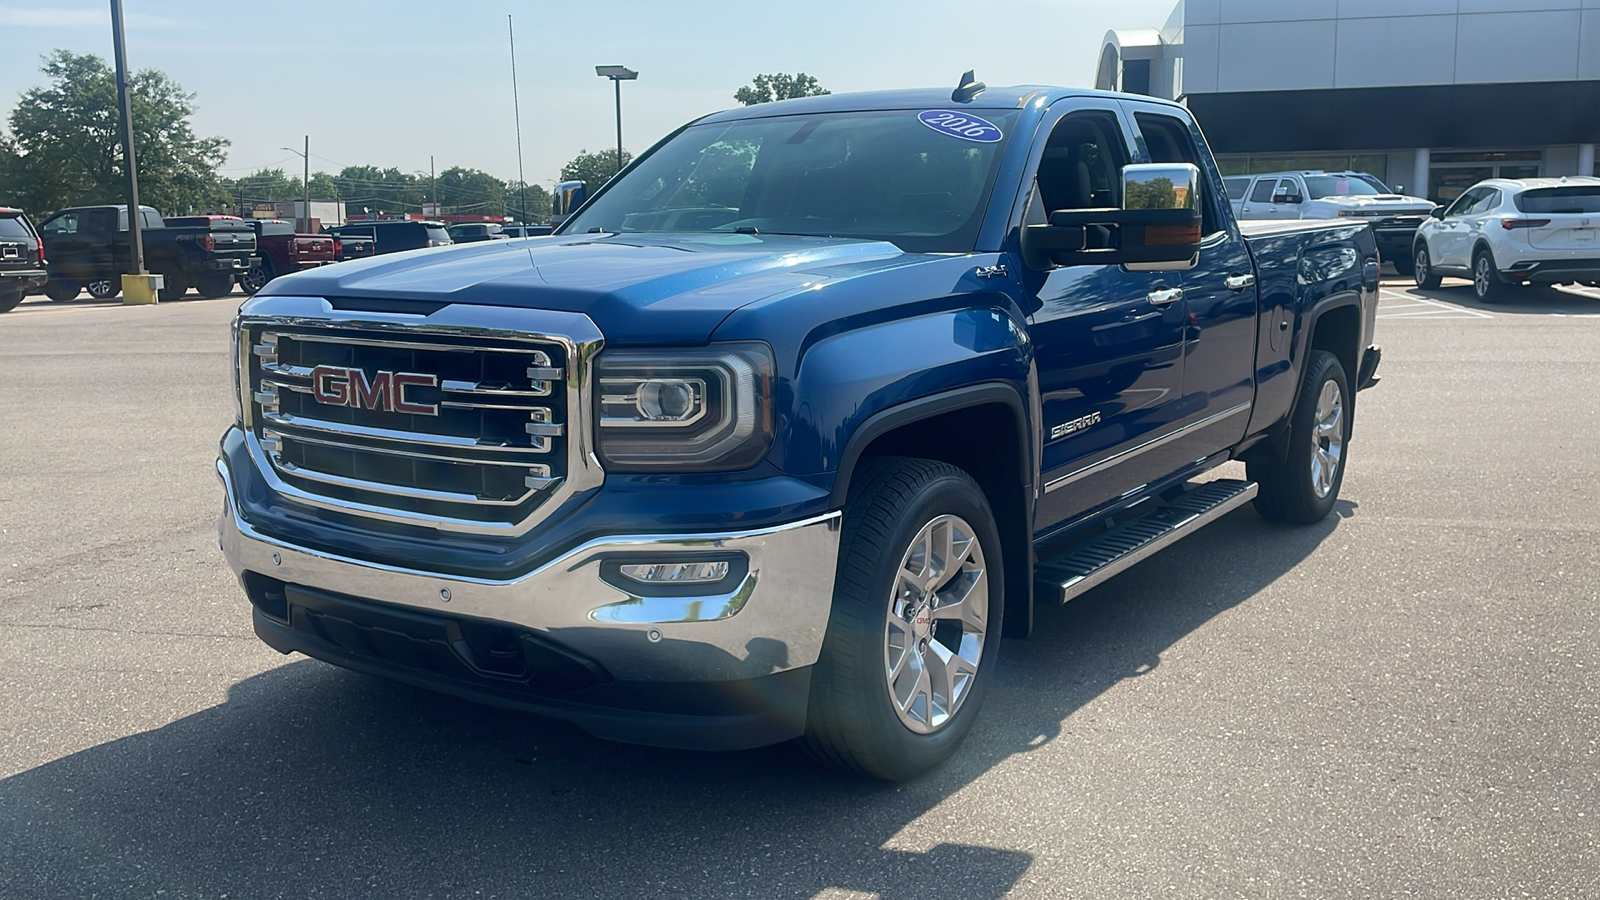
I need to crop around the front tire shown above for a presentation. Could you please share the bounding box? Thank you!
[1414,242,1442,289]
[1248,349,1351,525]
[803,457,1003,781]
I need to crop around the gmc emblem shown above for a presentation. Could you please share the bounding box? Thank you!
[310,365,439,415]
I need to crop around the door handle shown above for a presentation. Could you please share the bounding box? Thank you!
[1225,273,1256,291]
[1147,287,1183,306]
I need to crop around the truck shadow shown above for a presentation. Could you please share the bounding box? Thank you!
[0,503,1347,899]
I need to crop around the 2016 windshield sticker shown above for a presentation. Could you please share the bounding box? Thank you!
[918,110,1003,143]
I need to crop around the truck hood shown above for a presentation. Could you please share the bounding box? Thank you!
[1306,195,1434,215]
[259,233,911,344]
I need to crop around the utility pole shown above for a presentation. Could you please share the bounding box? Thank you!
[302,134,310,231]
[508,15,527,223]
[109,0,144,276]
[431,154,436,216]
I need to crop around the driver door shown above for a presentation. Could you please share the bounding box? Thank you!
[1016,104,1188,531]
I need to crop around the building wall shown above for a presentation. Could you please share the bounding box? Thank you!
[1182,0,1600,97]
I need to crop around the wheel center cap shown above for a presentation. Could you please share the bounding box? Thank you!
[911,599,933,641]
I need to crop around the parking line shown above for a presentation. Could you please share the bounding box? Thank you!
[1376,293,1493,319]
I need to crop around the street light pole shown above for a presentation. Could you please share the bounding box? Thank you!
[281,140,311,231]
[595,66,638,177]
[109,0,144,276]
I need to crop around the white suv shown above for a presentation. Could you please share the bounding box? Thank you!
[1226,171,1434,272]
[1413,177,1600,302]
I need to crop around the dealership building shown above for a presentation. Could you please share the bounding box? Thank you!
[1098,0,1600,204]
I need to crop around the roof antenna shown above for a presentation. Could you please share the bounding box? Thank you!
[951,69,985,103]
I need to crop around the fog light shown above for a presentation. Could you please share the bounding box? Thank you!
[619,561,729,584]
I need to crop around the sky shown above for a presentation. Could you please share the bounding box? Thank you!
[0,0,1175,189]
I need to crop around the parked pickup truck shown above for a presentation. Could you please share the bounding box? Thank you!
[38,205,256,301]
[0,207,48,313]
[202,218,338,293]
[218,82,1381,780]
[1226,170,1433,274]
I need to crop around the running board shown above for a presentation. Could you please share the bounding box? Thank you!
[1034,479,1258,604]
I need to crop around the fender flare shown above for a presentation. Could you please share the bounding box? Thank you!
[830,381,1032,509]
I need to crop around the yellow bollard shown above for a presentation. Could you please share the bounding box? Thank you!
[121,273,161,305]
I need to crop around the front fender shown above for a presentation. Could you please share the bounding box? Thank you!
[775,305,1033,479]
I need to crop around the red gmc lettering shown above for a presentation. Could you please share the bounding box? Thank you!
[308,365,438,415]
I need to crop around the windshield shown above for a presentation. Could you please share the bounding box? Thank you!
[1303,175,1384,199]
[563,109,1020,253]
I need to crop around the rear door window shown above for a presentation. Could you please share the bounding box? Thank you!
[1133,111,1223,235]
[1515,187,1600,214]
[1223,177,1250,201]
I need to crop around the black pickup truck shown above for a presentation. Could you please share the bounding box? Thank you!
[37,205,256,301]
[218,83,1381,780]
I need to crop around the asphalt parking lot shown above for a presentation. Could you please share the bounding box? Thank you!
[2,276,1597,899]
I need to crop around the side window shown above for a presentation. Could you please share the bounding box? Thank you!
[41,214,77,235]
[1033,110,1129,213]
[1133,111,1221,235]
[1444,188,1482,218]
[1249,178,1277,203]
[142,210,163,229]
[82,209,116,233]
[1223,177,1250,201]
[1468,189,1501,215]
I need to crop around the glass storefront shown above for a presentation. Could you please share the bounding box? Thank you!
[1427,150,1542,205]
[1216,154,1390,183]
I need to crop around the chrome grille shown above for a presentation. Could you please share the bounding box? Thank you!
[238,299,604,535]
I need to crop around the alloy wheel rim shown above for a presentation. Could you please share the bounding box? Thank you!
[1475,258,1490,295]
[1415,248,1428,284]
[1310,380,1344,499]
[884,513,988,734]
[87,279,113,297]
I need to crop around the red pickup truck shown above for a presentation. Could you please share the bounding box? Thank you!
[168,218,336,293]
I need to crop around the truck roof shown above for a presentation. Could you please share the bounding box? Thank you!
[696,85,1180,125]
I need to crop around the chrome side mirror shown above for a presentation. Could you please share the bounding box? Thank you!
[551,180,587,227]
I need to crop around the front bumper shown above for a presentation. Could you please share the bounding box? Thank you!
[217,458,842,748]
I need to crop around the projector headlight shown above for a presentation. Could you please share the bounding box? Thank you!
[594,342,775,471]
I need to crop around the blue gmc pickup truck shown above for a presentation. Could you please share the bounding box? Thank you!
[218,80,1381,780]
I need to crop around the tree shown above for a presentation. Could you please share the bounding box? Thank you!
[504,181,552,224]
[335,165,423,215]
[305,171,340,201]
[3,50,229,215]
[560,149,634,193]
[734,73,830,106]
[227,167,299,202]
[435,166,506,216]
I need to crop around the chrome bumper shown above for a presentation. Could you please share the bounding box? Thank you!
[217,459,842,683]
